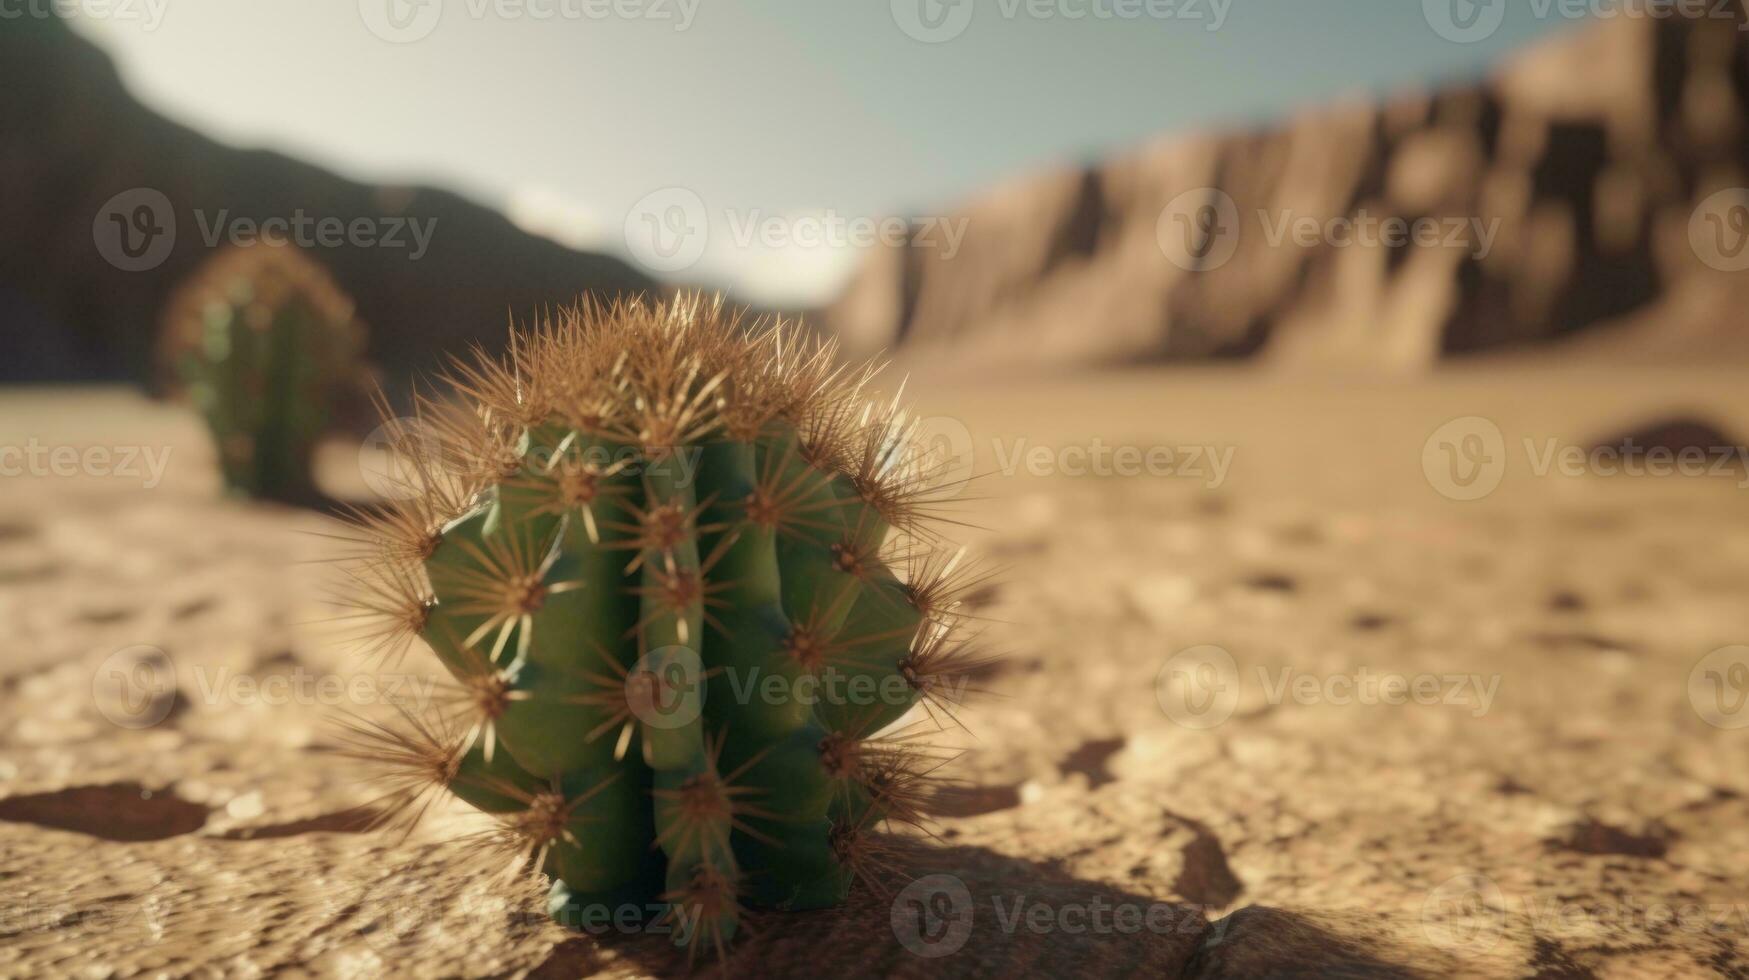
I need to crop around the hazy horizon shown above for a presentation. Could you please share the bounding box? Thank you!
[74,2,1569,305]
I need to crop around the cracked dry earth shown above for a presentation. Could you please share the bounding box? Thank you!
[3,362,1748,979]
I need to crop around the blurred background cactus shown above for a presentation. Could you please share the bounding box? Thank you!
[157,240,370,504]
[335,295,985,960]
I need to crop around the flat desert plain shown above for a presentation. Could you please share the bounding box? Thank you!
[2,362,1747,977]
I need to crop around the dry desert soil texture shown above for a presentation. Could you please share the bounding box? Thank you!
[2,363,1747,978]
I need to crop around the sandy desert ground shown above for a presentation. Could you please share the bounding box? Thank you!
[2,362,1748,978]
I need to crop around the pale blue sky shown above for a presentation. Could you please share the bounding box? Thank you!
[76,2,1568,303]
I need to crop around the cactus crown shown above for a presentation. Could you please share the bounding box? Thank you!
[334,293,987,959]
[159,240,367,501]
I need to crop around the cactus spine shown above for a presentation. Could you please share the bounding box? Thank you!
[159,241,367,502]
[334,295,986,959]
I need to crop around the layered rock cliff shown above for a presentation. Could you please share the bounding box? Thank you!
[828,10,1749,370]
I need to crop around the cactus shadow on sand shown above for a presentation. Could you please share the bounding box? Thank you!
[531,834,1432,979]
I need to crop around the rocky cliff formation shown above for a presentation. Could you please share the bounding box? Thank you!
[828,10,1749,370]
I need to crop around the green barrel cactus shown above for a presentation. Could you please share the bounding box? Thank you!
[334,295,987,960]
[158,241,368,502]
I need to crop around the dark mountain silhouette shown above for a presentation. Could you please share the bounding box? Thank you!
[0,16,657,386]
